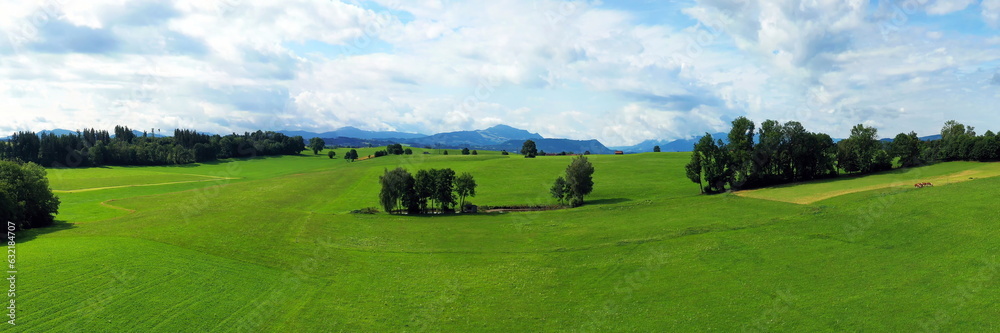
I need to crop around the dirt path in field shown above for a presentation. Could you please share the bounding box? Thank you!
[99,199,136,213]
[53,176,239,193]
[735,168,1000,205]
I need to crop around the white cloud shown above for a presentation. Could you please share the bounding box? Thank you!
[984,0,1000,27]
[926,0,976,15]
[0,0,998,145]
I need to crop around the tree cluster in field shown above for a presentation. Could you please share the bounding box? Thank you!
[460,148,478,155]
[685,118,1000,193]
[379,168,477,214]
[916,121,1000,164]
[0,160,60,235]
[550,156,595,207]
[0,126,306,168]
[344,149,359,161]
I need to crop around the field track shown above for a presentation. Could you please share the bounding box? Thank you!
[735,162,1000,204]
[52,175,239,193]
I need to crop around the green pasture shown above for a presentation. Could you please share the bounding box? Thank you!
[13,152,1000,331]
[737,161,1000,204]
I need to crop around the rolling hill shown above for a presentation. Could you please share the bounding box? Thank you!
[19,151,1000,331]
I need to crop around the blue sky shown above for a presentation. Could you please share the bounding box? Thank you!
[1,0,998,145]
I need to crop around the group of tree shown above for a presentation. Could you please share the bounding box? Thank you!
[1,160,60,235]
[685,118,1000,193]
[918,121,1000,163]
[0,126,306,168]
[686,118,840,193]
[378,168,477,214]
[550,156,595,207]
[460,148,478,155]
[344,149,359,161]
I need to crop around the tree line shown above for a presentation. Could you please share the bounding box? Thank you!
[686,118,1000,193]
[379,168,477,214]
[0,126,306,167]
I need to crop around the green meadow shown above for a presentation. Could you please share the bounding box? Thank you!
[15,151,1000,331]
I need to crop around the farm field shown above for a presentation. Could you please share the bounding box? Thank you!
[735,161,1000,204]
[17,151,1000,331]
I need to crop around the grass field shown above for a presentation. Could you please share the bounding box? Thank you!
[736,161,1000,204]
[15,151,1000,331]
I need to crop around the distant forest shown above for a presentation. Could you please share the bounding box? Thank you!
[687,119,999,193]
[0,126,305,168]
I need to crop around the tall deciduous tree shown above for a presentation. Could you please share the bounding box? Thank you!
[345,149,359,162]
[685,152,703,193]
[454,172,477,210]
[379,168,412,214]
[564,155,595,207]
[694,134,728,193]
[521,140,538,158]
[890,132,924,167]
[0,160,60,233]
[308,137,325,155]
[727,116,755,189]
[551,176,568,204]
[432,168,456,211]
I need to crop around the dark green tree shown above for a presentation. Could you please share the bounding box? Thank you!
[432,168,456,212]
[461,148,471,155]
[454,172,477,210]
[726,116,756,189]
[414,170,434,213]
[0,160,60,232]
[345,149,359,162]
[550,176,568,205]
[328,150,337,159]
[653,145,661,153]
[694,134,728,193]
[564,155,595,207]
[379,167,412,213]
[685,152,703,193]
[890,132,924,167]
[521,140,538,158]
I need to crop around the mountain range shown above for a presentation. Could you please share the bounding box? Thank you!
[302,125,615,154]
[278,127,425,140]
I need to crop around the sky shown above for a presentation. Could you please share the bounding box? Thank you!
[1,0,999,146]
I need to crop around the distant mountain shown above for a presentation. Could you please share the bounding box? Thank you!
[129,130,168,138]
[403,125,543,147]
[39,129,78,136]
[491,138,613,155]
[920,134,942,141]
[880,134,941,143]
[319,137,400,148]
[313,125,614,154]
[611,133,728,153]
[280,127,426,140]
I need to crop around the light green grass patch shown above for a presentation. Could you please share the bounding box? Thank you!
[736,161,1000,204]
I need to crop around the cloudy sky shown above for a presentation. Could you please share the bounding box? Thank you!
[1,0,999,146]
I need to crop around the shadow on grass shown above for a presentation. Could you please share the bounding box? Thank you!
[742,166,924,192]
[587,198,631,205]
[15,220,76,244]
[383,212,513,219]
